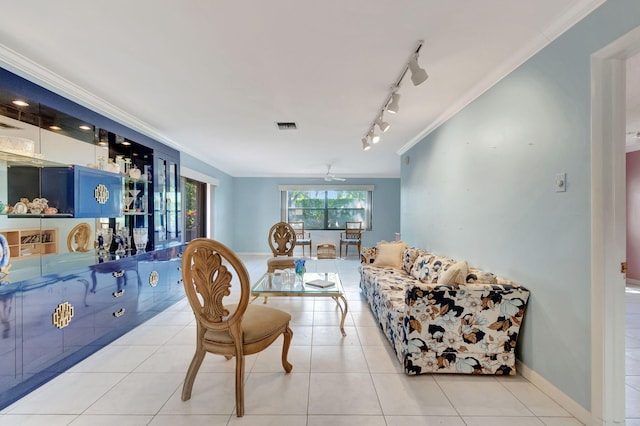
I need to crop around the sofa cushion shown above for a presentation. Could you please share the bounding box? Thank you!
[402,247,427,274]
[410,253,434,282]
[373,241,407,269]
[438,260,469,285]
[427,256,457,284]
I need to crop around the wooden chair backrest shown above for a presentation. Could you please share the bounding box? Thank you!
[268,222,297,257]
[181,238,250,332]
[289,221,306,238]
[344,221,362,239]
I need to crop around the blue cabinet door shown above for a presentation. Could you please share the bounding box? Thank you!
[20,278,65,376]
[41,166,122,218]
[0,283,19,398]
[76,167,122,218]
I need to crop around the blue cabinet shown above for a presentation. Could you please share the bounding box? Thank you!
[0,245,185,409]
[0,282,19,397]
[41,166,122,218]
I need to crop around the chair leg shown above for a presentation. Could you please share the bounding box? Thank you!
[181,347,206,401]
[235,354,245,417]
[281,325,293,372]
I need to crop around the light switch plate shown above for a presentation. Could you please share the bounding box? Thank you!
[555,173,566,192]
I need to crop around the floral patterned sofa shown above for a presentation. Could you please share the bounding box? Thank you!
[360,242,530,375]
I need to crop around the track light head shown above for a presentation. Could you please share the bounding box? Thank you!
[361,137,371,151]
[368,129,380,144]
[387,92,400,114]
[408,53,428,86]
[375,115,390,133]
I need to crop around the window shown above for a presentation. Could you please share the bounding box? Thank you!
[281,186,373,230]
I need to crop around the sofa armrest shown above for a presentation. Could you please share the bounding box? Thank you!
[360,246,377,264]
[404,282,530,372]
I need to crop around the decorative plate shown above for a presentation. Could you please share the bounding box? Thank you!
[13,201,27,214]
[0,234,9,268]
[67,222,92,252]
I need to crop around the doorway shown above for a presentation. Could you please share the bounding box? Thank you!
[591,25,640,425]
[183,177,207,242]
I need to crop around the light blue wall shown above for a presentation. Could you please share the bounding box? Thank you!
[232,177,400,253]
[401,0,640,411]
[180,153,235,247]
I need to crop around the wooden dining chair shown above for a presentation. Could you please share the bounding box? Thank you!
[266,222,297,272]
[289,221,312,257]
[181,238,293,417]
[339,221,363,258]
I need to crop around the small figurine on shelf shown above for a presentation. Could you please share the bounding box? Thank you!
[96,228,113,261]
[114,226,129,256]
[129,164,142,180]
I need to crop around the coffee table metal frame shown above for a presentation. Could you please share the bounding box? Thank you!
[250,272,348,336]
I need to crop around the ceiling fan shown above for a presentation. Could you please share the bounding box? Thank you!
[324,165,346,182]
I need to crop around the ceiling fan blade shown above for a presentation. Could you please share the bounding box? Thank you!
[333,177,346,181]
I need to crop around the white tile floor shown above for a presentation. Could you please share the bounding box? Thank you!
[0,254,625,425]
[627,286,640,425]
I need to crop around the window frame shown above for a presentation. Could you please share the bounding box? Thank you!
[280,185,373,231]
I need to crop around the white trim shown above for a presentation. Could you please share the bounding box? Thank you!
[278,184,374,191]
[627,278,640,287]
[397,0,606,155]
[516,360,591,425]
[589,25,640,425]
[181,166,219,186]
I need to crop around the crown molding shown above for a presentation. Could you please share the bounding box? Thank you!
[0,42,183,152]
[397,0,606,155]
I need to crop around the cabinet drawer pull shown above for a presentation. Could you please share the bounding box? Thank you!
[149,270,159,287]
[112,270,125,278]
[113,308,126,318]
[52,302,74,329]
[112,289,125,298]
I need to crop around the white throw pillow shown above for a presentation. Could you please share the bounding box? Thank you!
[372,241,407,269]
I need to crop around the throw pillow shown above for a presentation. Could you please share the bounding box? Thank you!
[437,260,469,285]
[372,240,407,269]
[411,253,434,281]
[402,247,425,274]
[466,268,498,284]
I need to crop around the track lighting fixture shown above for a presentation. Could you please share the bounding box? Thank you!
[375,115,390,133]
[408,53,428,86]
[368,129,380,144]
[360,40,427,151]
[387,92,400,114]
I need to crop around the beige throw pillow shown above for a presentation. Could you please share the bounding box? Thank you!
[372,241,407,269]
[437,260,469,285]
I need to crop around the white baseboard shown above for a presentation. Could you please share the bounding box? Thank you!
[516,360,591,425]
[627,278,640,287]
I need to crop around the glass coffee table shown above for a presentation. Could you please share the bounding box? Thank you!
[251,272,348,336]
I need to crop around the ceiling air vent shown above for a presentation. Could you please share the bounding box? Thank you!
[276,122,297,130]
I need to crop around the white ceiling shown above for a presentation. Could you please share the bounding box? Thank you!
[0,0,605,179]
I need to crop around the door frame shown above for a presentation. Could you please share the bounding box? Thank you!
[591,25,640,425]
